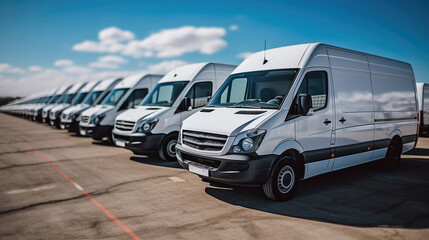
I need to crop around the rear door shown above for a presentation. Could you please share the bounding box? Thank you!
[328,48,375,170]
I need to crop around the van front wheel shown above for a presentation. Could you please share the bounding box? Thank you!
[263,156,298,201]
[159,133,178,161]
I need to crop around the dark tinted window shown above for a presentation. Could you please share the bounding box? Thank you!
[186,82,213,109]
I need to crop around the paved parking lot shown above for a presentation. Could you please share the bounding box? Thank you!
[0,113,428,239]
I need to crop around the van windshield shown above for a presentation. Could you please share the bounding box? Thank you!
[71,92,88,105]
[82,91,103,105]
[141,81,189,107]
[101,88,129,106]
[209,69,298,109]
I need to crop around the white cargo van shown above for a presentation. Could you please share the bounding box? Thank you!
[176,43,419,201]
[112,63,237,161]
[49,82,87,127]
[60,78,121,132]
[79,74,162,141]
[32,88,59,122]
[417,83,429,136]
[41,85,72,123]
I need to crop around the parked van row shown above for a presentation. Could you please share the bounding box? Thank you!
[0,43,422,201]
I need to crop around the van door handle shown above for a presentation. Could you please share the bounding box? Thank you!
[323,119,331,125]
[339,117,346,123]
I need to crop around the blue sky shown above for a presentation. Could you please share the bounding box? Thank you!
[1,0,428,96]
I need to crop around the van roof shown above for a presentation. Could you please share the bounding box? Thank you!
[232,43,411,75]
[67,82,86,94]
[92,78,119,91]
[114,73,148,89]
[79,80,100,92]
[232,43,315,74]
[158,63,209,83]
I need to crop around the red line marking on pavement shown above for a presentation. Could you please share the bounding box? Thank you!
[10,133,141,240]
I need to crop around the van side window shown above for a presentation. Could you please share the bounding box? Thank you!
[119,88,148,110]
[186,82,213,109]
[287,71,328,119]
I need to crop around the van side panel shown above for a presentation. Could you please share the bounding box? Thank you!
[424,84,429,125]
[327,48,375,171]
[368,55,418,155]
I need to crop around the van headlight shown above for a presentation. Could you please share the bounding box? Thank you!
[136,118,158,133]
[230,129,266,154]
[91,113,105,125]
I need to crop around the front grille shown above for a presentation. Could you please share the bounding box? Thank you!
[81,116,90,124]
[182,130,227,151]
[113,134,131,142]
[181,152,221,168]
[115,120,136,131]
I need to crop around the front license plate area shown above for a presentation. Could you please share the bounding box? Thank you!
[189,164,209,177]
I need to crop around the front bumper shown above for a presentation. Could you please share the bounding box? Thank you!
[176,144,277,185]
[79,124,112,139]
[112,131,166,154]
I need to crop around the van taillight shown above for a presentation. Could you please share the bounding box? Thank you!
[420,110,424,125]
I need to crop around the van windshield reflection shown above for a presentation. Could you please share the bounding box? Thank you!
[141,81,189,107]
[208,69,298,109]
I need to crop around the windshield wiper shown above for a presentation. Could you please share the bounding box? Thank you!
[227,105,262,109]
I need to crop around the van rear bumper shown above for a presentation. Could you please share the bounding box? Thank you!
[113,132,165,154]
[176,144,277,185]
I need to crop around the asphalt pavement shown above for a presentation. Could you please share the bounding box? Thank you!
[0,113,428,239]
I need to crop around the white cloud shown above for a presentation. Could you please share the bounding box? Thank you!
[63,65,92,74]
[98,27,135,43]
[28,66,43,72]
[237,52,254,59]
[72,26,134,53]
[54,59,74,67]
[89,55,129,69]
[72,26,227,58]
[98,55,128,64]
[229,25,238,31]
[89,62,119,69]
[72,40,126,53]
[138,26,227,58]
[0,63,25,74]
[147,60,188,73]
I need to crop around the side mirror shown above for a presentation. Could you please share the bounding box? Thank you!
[298,94,313,116]
[184,97,192,111]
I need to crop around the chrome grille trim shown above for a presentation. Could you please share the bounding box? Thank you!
[115,120,136,132]
[182,130,227,151]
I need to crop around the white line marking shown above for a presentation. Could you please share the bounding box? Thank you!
[73,183,84,191]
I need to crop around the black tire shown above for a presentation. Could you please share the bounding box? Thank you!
[106,130,114,144]
[384,138,402,170]
[159,133,178,161]
[263,156,298,201]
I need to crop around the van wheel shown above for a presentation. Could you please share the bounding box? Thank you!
[384,138,402,170]
[263,156,298,201]
[159,133,178,161]
[107,131,114,144]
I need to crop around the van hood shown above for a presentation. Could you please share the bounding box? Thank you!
[116,106,169,122]
[51,104,70,113]
[62,104,89,116]
[182,108,277,136]
[42,104,56,112]
[81,104,114,118]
